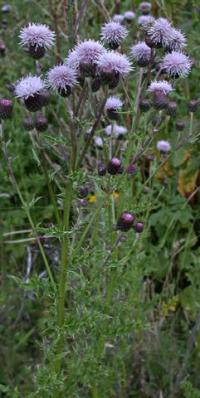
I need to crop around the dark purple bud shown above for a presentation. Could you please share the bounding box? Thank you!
[152,91,169,110]
[98,163,107,176]
[134,222,144,233]
[107,157,122,175]
[78,186,90,198]
[35,114,48,132]
[23,116,34,131]
[0,98,13,119]
[175,120,185,131]
[127,163,137,175]
[28,44,46,59]
[117,212,135,231]
[58,86,71,97]
[24,90,49,112]
[91,77,101,92]
[188,99,199,113]
[0,42,6,56]
[139,98,151,112]
[167,101,177,116]
[146,153,154,161]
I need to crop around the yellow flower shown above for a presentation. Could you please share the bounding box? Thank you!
[87,194,97,204]
[111,191,120,199]
[160,295,179,317]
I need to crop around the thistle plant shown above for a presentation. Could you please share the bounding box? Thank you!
[1,2,199,397]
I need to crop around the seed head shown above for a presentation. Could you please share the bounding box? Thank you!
[156,140,171,152]
[19,23,55,50]
[161,51,191,78]
[101,21,128,49]
[130,41,151,66]
[47,64,77,96]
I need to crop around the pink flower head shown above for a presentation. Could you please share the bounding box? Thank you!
[112,14,124,24]
[161,51,191,78]
[148,80,173,95]
[47,64,77,92]
[101,21,128,49]
[167,28,186,52]
[105,96,123,111]
[147,18,173,48]
[104,124,127,138]
[97,51,132,76]
[156,140,171,152]
[19,23,55,49]
[75,39,105,66]
[124,11,135,21]
[15,75,45,99]
[138,15,155,28]
[130,41,151,66]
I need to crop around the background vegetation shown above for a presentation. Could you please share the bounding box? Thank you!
[1,0,200,397]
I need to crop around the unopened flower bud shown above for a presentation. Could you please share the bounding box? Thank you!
[134,221,144,233]
[139,98,151,112]
[188,99,199,113]
[0,98,13,119]
[117,212,135,231]
[175,120,185,131]
[35,114,48,132]
[23,116,34,131]
[0,42,6,56]
[167,101,177,116]
[107,157,122,175]
[98,163,107,176]
[126,163,137,175]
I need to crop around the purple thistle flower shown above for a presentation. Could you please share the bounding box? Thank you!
[112,14,124,24]
[97,50,132,84]
[156,140,171,152]
[138,15,155,29]
[161,51,191,78]
[94,136,103,149]
[124,11,135,22]
[47,64,77,97]
[19,23,55,58]
[0,99,13,119]
[117,212,135,231]
[148,80,173,95]
[166,28,186,52]
[15,75,45,99]
[105,96,123,111]
[104,124,127,138]
[147,18,173,48]
[15,75,47,112]
[74,40,105,69]
[130,41,151,66]
[139,2,152,15]
[101,21,128,49]
[65,49,80,71]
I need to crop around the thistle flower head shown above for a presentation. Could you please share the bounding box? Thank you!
[94,136,103,148]
[75,40,105,65]
[101,21,128,48]
[161,51,191,78]
[156,140,171,152]
[19,23,55,49]
[97,51,132,76]
[65,49,80,70]
[167,28,186,52]
[47,64,77,92]
[130,41,151,66]
[147,18,173,48]
[138,15,155,31]
[148,80,173,95]
[104,124,127,138]
[112,14,124,24]
[139,2,152,15]
[15,75,45,99]
[105,96,123,111]
[124,11,135,21]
